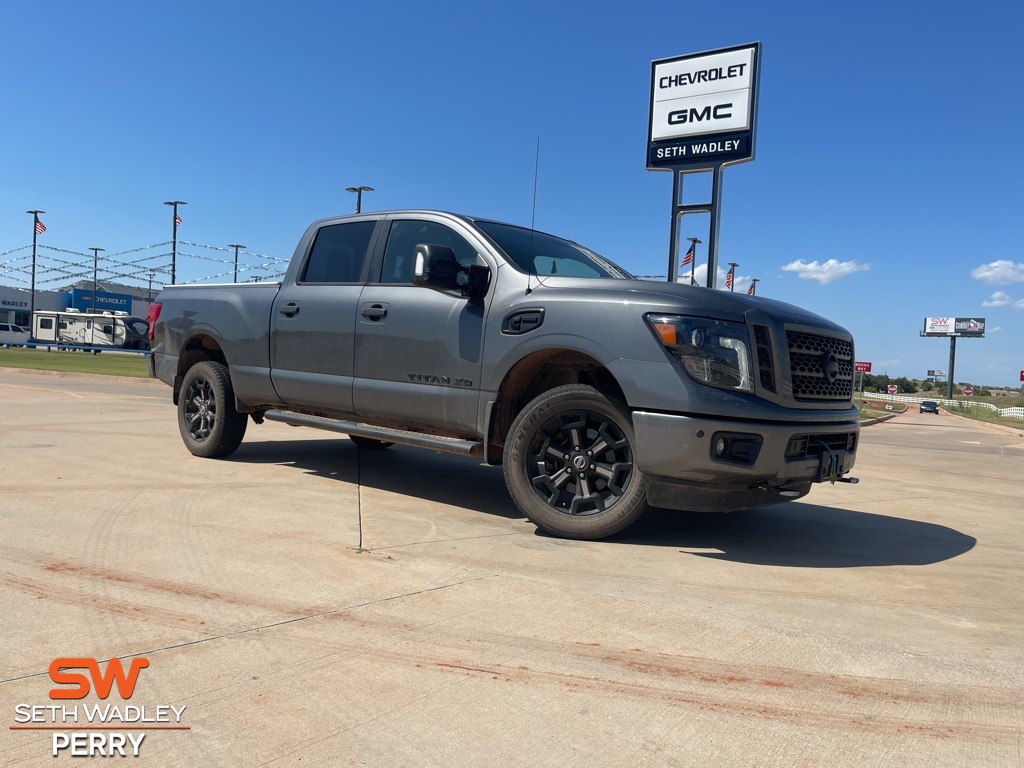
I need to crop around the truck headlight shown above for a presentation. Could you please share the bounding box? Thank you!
[646,315,754,393]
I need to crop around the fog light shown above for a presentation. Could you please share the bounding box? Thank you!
[710,432,763,466]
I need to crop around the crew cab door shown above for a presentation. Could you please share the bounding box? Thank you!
[270,218,381,414]
[353,216,492,434]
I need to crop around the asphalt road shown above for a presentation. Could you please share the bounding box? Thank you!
[1,370,1021,766]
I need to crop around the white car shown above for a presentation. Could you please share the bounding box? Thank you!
[0,322,31,346]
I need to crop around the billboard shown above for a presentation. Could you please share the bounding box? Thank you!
[927,369,947,378]
[647,43,760,170]
[922,317,986,338]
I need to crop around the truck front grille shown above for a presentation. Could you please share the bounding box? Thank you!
[787,331,854,401]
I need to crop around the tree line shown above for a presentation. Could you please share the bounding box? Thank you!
[858,374,992,397]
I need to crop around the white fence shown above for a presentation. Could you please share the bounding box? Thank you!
[861,392,1024,420]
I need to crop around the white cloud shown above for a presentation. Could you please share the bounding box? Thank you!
[982,291,1013,307]
[780,259,869,284]
[989,327,1003,333]
[970,260,1024,284]
[1016,300,1024,310]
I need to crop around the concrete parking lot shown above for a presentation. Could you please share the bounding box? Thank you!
[1,369,1022,766]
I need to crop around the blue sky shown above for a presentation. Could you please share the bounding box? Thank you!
[1,1,1022,386]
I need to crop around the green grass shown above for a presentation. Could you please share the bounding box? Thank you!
[944,403,1024,433]
[0,346,149,378]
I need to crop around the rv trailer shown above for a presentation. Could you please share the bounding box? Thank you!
[31,309,150,350]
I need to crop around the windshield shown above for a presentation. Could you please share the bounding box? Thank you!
[475,221,633,280]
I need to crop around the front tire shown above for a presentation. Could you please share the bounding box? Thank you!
[177,361,248,458]
[503,384,648,540]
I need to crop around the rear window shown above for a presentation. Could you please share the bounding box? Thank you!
[301,221,376,284]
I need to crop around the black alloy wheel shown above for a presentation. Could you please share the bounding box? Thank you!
[504,384,648,540]
[177,361,248,458]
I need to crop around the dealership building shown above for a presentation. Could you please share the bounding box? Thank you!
[0,281,154,327]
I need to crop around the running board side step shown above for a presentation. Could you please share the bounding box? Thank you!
[262,410,484,457]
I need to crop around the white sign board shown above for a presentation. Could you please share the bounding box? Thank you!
[647,43,760,169]
[924,317,954,335]
[651,47,755,141]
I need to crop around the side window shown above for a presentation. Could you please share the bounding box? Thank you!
[380,220,478,284]
[40,319,54,330]
[301,221,376,284]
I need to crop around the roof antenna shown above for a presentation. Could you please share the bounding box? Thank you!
[526,137,540,295]
[531,136,540,231]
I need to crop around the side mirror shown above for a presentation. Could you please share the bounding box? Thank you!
[412,244,462,293]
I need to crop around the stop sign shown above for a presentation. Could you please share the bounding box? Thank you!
[887,385,897,394]
[964,386,974,396]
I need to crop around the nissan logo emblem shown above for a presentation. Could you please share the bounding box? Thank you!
[822,351,840,383]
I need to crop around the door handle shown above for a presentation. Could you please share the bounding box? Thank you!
[279,302,300,317]
[361,305,387,319]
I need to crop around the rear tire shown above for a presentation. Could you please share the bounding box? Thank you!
[177,361,248,458]
[503,384,648,540]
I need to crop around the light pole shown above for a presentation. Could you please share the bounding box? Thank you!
[163,200,187,284]
[89,248,105,313]
[228,244,246,283]
[26,210,45,319]
[345,186,373,213]
[147,271,156,302]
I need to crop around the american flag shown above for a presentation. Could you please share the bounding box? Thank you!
[174,214,182,227]
[725,269,734,289]
[681,241,695,266]
[747,282,756,296]
[35,219,46,235]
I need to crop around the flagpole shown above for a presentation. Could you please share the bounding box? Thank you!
[686,237,701,286]
[164,200,187,285]
[727,262,739,292]
[26,210,44,320]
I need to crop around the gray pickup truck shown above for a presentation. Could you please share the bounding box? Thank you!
[148,210,859,539]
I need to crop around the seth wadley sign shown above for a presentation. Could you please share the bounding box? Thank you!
[648,44,758,168]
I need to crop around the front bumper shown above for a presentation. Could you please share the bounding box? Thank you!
[632,410,859,512]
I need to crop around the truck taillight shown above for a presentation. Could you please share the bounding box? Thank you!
[146,302,162,340]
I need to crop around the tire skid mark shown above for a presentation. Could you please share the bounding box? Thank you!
[24,556,328,619]
[416,653,1015,744]
[0,571,212,634]
[101,589,1014,745]
[0,544,334,621]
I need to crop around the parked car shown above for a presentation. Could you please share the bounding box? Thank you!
[920,401,939,414]
[0,323,30,346]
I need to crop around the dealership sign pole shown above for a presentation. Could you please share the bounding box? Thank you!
[648,43,760,287]
[920,317,986,400]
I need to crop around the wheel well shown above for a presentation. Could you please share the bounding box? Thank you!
[172,335,227,405]
[489,350,626,462]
